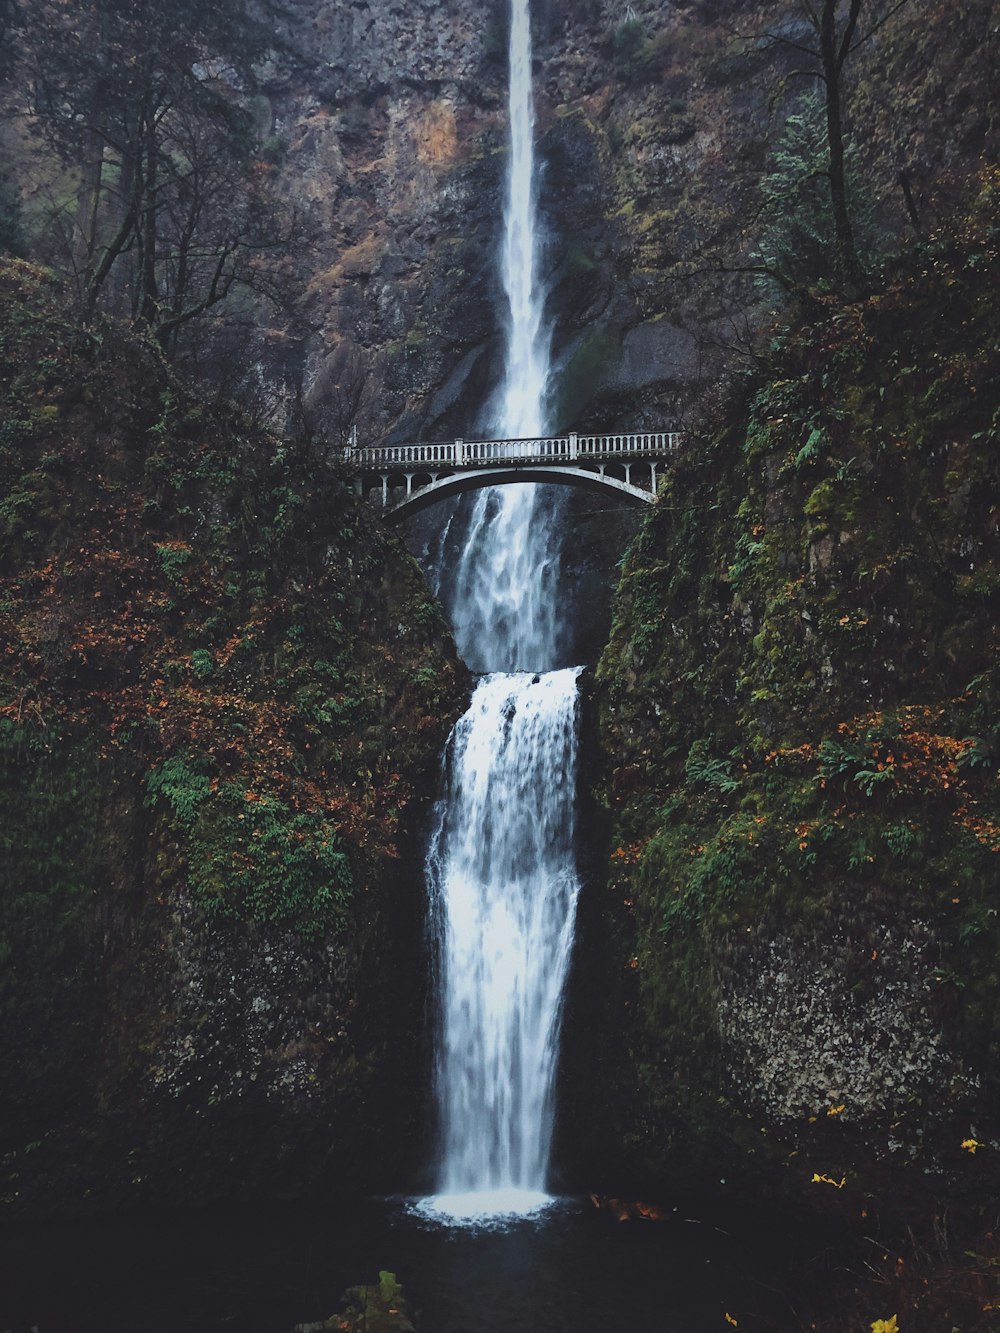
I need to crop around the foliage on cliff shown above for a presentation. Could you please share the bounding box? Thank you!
[0,257,465,932]
[594,169,1000,1209]
[0,257,468,1214]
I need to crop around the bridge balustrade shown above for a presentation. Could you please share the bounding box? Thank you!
[344,431,680,470]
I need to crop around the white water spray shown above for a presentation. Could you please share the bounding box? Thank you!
[497,0,550,439]
[421,0,582,1224]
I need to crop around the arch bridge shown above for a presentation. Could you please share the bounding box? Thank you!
[344,431,681,520]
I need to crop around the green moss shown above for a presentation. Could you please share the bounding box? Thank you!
[593,174,1000,1181]
[0,255,467,935]
[551,324,621,426]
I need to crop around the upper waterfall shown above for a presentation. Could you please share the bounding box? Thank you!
[496,0,550,439]
[445,0,566,675]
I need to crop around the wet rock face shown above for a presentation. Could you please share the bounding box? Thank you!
[0,264,471,1218]
[582,168,1000,1202]
[258,0,994,447]
[0,754,439,1220]
[257,0,716,440]
[278,0,498,99]
[127,858,431,1210]
[715,916,958,1124]
[400,486,643,670]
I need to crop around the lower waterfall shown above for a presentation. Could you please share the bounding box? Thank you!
[424,669,582,1219]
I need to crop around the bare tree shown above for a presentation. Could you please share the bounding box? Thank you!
[17,0,296,348]
[760,0,913,292]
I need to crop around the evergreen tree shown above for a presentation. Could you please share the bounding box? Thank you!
[763,0,913,293]
[755,91,871,292]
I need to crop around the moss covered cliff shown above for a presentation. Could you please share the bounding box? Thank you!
[0,259,467,1215]
[586,166,1000,1317]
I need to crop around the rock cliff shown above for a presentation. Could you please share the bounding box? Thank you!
[0,260,468,1215]
[251,0,996,442]
[582,175,1000,1318]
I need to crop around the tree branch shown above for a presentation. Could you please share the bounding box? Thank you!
[852,0,914,54]
[837,0,864,73]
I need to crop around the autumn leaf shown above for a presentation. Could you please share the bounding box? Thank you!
[827,1104,846,1117]
[871,1317,898,1333]
[812,1173,847,1188]
[724,1316,738,1327]
[961,1138,980,1154]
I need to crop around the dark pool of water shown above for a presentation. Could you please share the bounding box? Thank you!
[0,1194,823,1333]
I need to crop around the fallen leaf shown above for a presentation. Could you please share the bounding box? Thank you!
[812,1173,847,1189]
[870,1318,898,1333]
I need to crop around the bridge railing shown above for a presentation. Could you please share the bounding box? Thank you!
[343,430,680,469]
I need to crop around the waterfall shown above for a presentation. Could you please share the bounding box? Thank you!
[446,0,564,678]
[426,669,582,1216]
[421,0,582,1222]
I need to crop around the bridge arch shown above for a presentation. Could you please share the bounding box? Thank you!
[377,465,657,522]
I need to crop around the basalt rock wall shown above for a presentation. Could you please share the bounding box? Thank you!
[252,0,996,443]
[580,175,1000,1232]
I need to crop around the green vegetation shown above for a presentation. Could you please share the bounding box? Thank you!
[0,257,465,936]
[301,1271,415,1333]
[595,169,1000,1188]
[754,92,872,294]
[147,758,353,933]
[8,0,294,347]
[0,256,467,1216]
[0,174,25,257]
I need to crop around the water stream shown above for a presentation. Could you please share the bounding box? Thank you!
[419,0,581,1223]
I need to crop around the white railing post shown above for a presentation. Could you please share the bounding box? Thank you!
[455,438,465,466]
[569,431,578,461]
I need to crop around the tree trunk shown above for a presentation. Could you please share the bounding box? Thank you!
[138,112,159,326]
[820,0,866,293]
[73,89,106,286]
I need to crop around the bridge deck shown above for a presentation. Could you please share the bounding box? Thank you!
[344,430,680,470]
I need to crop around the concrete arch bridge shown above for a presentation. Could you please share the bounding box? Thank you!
[344,431,681,521]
